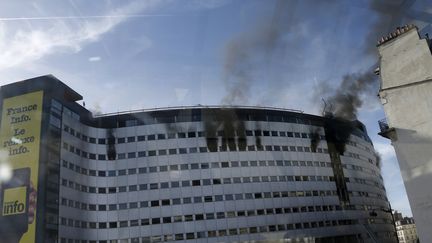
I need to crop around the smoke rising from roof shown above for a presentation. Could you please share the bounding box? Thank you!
[221,0,295,105]
[321,0,411,121]
[325,71,378,120]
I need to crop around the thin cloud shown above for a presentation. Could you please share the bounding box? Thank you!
[0,0,162,71]
[88,56,101,62]
[0,14,171,22]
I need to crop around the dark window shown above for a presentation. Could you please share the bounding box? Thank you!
[147,135,155,140]
[150,183,158,189]
[185,131,196,138]
[139,184,147,190]
[199,147,207,152]
[151,218,160,224]
[161,199,170,205]
[127,136,135,142]
[192,180,201,186]
[161,182,169,189]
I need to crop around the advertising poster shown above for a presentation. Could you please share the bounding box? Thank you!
[0,91,44,243]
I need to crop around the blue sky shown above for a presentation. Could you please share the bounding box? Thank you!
[1,0,431,216]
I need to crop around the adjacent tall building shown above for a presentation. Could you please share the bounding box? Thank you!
[0,76,395,243]
[395,217,418,243]
[377,24,432,243]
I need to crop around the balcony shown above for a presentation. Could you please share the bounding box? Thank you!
[378,118,396,140]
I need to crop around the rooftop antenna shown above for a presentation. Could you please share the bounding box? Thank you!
[322,98,333,117]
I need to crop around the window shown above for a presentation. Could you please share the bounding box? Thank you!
[150,183,158,190]
[183,198,192,204]
[161,182,169,189]
[187,132,196,137]
[148,150,156,156]
[178,132,186,138]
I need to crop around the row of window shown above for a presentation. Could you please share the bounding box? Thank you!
[63,159,333,175]
[62,140,332,160]
[61,205,375,229]
[60,189,338,211]
[61,172,386,198]
[64,124,328,144]
[59,219,363,243]
[61,174,337,193]
[60,184,387,214]
[61,158,383,186]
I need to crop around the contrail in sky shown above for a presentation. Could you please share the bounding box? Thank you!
[0,14,172,21]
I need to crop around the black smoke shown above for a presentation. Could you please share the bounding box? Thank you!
[203,109,247,152]
[325,71,378,121]
[322,0,413,121]
[310,128,321,153]
[315,1,415,155]
[221,0,296,105]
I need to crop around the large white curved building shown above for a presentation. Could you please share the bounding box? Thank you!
[0,76,396,243]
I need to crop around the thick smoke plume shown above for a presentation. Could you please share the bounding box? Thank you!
[221,0,293,105]
[310,128,321,153]
[326,71,378,120]
[203,109,246,152]
[323,0,411,120]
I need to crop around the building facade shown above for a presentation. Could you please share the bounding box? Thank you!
[396,217,418,243]
[377,24,432,243]
[0,76,395,243]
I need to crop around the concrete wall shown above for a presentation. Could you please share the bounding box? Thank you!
[378,27,432,243]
